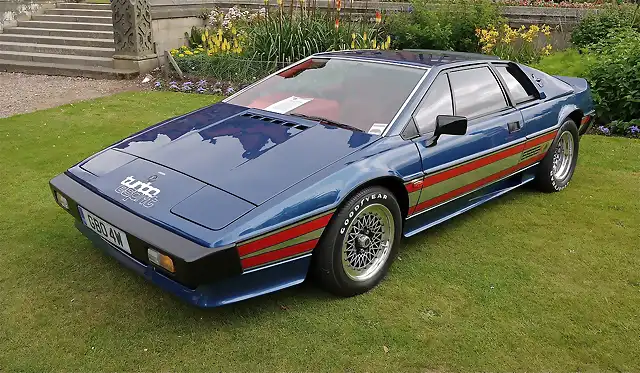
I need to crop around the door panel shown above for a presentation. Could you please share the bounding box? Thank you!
[410,109,526,216]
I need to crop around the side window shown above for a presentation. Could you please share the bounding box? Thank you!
[449,67,508,118]
[494,65,537,103]
[413,74,453,134]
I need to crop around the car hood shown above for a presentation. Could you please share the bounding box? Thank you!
[112,102,379,205]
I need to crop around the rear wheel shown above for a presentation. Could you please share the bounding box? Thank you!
[314,186,402,297]
[535,119,579,192]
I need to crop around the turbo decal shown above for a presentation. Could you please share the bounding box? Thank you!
[238,210,334,269]
[405,130,557,216]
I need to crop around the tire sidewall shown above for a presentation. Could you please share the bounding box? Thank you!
[542,120,579,191]
[323,186,402,294]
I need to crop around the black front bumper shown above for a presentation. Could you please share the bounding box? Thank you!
[50,173,243,289]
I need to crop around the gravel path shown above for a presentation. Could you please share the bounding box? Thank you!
[0,72,141,118]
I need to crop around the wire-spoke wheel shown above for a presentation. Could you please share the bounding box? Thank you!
[313,186,402,297]
[552,131,574,181]
[535,119,579,193]
[341,204,395,282]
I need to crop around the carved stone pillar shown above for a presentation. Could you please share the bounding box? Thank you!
[110,0,158,73]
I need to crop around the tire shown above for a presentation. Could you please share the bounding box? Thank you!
[314,186,402,297]
[534,119,579,193]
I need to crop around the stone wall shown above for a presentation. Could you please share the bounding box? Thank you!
[0,0,54,32]
[152,16,204,55]
[148,0,595,52]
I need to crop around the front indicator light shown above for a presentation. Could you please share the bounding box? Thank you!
[581,114,592,126]
[55,192,69,210]
[147,248,175,273]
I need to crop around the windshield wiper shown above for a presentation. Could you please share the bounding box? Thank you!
[289,113,364,132]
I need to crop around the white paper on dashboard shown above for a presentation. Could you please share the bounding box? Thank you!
[263,96,313,114]
[368,123,388,135]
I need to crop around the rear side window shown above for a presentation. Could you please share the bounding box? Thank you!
[413,74,453,134]
[495,65,535,103]
[449,67,508,118]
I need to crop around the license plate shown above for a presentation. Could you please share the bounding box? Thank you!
[78,206,131,254]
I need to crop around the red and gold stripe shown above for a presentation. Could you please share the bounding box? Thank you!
[406,130,557,216]
[237,210,334,269]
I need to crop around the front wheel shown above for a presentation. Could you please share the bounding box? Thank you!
[314,186,402,297]
[534,119,579,192]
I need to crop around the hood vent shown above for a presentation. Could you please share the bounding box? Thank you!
[241,112,310,131]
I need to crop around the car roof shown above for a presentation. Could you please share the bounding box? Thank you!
[314,49,501,69]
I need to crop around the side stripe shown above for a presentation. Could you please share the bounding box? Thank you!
[238,212,332,257]
[405,129,558,217]
[240,239,319,269]
[411,153,545,214]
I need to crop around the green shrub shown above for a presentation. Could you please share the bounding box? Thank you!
[586,27,640,122]
[570,6,639,49]
[244,8,384,65]
[533,48,595,77]
[385,0,502,52]
[175,52,281,83]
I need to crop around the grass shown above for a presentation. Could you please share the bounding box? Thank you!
[1,91,639,372]
[533,48,595,77]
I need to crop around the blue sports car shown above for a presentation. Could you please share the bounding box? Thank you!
[50,50,595,307]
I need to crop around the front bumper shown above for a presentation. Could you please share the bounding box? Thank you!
[51,173,311,307]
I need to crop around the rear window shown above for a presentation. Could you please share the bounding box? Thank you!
[227,58,426,133]
[494,65,536,103]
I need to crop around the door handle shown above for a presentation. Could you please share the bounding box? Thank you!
[507,121,522,133]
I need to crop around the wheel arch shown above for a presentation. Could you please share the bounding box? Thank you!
[558,104,583,129]
[339,176,410,221]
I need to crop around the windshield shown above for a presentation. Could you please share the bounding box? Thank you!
[226,58,426,134]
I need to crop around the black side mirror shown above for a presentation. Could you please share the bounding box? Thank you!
[435,115,467,136]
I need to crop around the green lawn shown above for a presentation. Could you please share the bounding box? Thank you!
[1,91,639,372]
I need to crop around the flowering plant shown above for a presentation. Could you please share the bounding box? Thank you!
[498,0,603,8]
[476,23,553,63]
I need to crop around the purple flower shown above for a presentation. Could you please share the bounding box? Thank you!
[169,84,179,90]
[225,87,235,95]
[196,87,207,94]
[197,79,207,86]
[630,125,639,135]
[182,85,192,91]
[597,125,610,135]
[169,81,177,85]
[154,81,162,88]
[407,5,413,12]
[183,81,193,86]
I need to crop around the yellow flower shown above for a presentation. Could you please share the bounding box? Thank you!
[386,35,391,45]
[231,26,237,35]
[201,34,206,42]
[351,40,355,49]
[352,33,356,40]
[372,39,377,48]
[194,50,199,54]
[178,53,184,57]
[363,32,367,41]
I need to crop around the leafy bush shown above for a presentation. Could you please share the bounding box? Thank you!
[570,6,639,49]
[586,27,640,122]
[476,23,553,63]
[244,5,386,65]
[385,0,502,52]
[532,48,595,77]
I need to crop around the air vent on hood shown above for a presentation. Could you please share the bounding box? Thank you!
[241,112,310,131]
